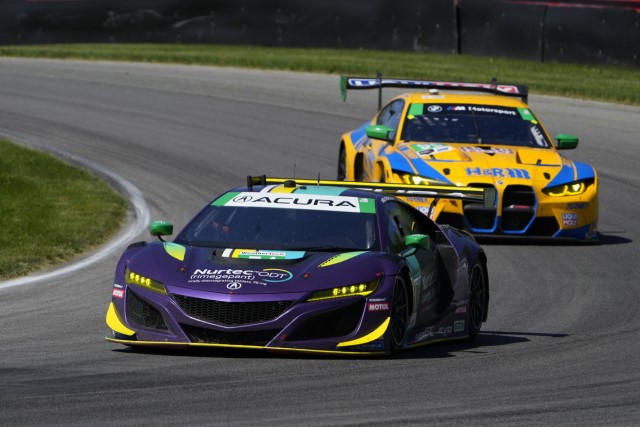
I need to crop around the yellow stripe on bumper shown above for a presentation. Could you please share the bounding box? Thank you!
[106,302,135,337]
[337,317,390,348]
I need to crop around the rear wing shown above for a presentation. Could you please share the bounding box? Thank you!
[340,74,529,108]
[246,175,496,209]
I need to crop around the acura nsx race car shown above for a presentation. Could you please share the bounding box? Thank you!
[338,76,599,241]
[106,176,490,355]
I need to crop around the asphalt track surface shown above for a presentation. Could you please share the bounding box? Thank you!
[0,58,639,426]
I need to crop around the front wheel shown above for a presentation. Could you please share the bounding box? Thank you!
[468,263,487,340]
[390,275,409,353]
[337,146,346,181]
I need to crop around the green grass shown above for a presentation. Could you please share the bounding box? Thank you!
[1,43,639,105]
[0,140,127,280]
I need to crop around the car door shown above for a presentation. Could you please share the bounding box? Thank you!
[383,201,446,330]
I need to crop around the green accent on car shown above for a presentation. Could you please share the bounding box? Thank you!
[340,75,348,102]
[517,107,536,121]
[358,198,376,214]
[408,103,424,116]
[163,242,186,261]
[404,234,431,251]
[554,134,579,150]
[212,192,239,206]
[319,251,367,268]
[365,124,395,141]
[150,221,173,237]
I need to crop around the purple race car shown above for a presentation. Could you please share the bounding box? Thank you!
[106,176,490,355]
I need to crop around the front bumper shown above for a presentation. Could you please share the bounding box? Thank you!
[105,279,394,355]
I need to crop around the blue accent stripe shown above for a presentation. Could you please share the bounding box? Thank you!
[554,224,592,240]
[350,122,369,150]
[545,163,575,188]
[574,161,596,181]
[412,160,453,183]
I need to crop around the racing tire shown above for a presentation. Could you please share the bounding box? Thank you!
[337,146,346,181]
[390,275,409,354]
[468,263,487,340]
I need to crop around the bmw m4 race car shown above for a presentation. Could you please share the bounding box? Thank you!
[106,176,490,355]
[338,76,599,241]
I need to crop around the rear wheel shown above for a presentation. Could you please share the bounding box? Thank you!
[337,146,346,181]
[468,263,486,340]
[390,275,409,353]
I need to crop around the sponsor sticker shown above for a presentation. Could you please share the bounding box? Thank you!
[222,248,305,260]
[562,212,578,227]
[466,167,530,179]
[112,289,125,299]
[214,192,375,213]
[568,203,588,210]
[188,268,293,284]
[367,302,390,312]
[427,105,443,113]
[454,320,465,332]
[410,143,452,156]
[461,146,514,155]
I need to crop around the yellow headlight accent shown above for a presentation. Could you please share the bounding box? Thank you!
[543,181,586,197]
[125,267,167,295]
[400,174,431,185]
[307,279,379,302]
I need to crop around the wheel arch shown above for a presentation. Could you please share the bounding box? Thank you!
[398,265,415,317]
[477,250,490,322]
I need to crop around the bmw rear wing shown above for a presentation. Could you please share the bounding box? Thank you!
[247,175,496,209]
[340,74,529,108]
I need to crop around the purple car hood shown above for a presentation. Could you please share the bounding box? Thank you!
[126,242,394,295]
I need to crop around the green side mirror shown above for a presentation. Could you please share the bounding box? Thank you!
[150,221,173,237]
[366,125,395,142]
[555,134,579,150]
[404,234,431,251]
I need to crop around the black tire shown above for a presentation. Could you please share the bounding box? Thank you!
[468,263,487,340]
[390,275,409,353]
[337,146,346,181]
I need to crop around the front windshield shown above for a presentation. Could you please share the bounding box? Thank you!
[401,103,551,148]
[175,204,379,251]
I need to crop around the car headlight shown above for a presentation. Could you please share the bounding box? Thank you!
[125,267,167,295]
[543,180,588,197]
[399,173,447,186]
[306,279,379,302]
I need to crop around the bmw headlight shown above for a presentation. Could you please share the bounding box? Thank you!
[306,279,379,302]
[399,173,447,186]
[125,267,167,295]
[543,180,590,197]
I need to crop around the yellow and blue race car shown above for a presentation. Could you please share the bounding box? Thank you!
[338,76,598,241]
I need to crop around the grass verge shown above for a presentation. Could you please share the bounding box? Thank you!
[0,140,127,280]
[1,43,639,106]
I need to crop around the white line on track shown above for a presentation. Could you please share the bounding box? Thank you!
[0,134,150,290]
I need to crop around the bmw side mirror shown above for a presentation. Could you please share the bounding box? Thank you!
[555,134,579,150]
[150,221,173,241]
[404,234,431,251]
[366,125,395,142]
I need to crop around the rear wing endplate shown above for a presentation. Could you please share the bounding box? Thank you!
[340,74,529,108]
[247,175,496,209]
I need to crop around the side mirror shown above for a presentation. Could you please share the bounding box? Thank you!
[366,125,395,142]
[404,234,431,251]
[555,134,579,150]
[150,221,173,239]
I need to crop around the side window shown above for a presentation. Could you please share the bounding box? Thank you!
[383,202,406,253]
[396,202,429,236]
[376,99,405,131]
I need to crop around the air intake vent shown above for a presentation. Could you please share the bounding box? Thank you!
[127,290,168,330]
[173,295,295,326]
